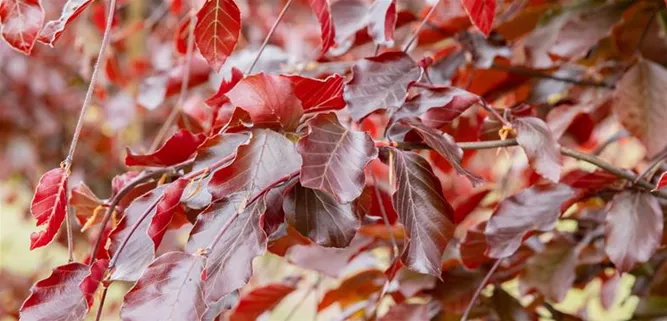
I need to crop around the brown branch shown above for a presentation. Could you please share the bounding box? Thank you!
[461,259,503,321]
[489,63,614,89]
[247,0,294,74]
[403,0,442,52]
[392,139,667,199]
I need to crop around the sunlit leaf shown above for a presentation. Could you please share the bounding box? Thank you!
[125,130,206,167]
[285,74,345,113]
[228,278,300,321]
[0,0,44,54]
[460,0,496,37]
[30,167,68,250]
[194,0,241,71]
[38,0,93,46]
[307,0,336,57]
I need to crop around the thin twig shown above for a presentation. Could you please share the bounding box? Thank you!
[371,174,398,257]
[635,149,667,183]
[461,259,503,321]
[478,98,511,127]
[149,4,197,151]
[93,286,109,321]
[247,0,294,74]
[489,63,614,89]
[403,0,442,52]
[284,276,322,321]
[65,212,74,262]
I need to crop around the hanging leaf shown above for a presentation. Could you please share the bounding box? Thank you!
[307,0,336,57]
[0,0,44,54]
[520,240,577,302]
[20,260,108,320]
[605,191,663,272]
[613,59,667,158]
[344,51,422,121]
[208,129,302,201]
[30,167,68,250]
[186,195,268,304]
[38,0,93,46]
[460,0,496,37]
[513,116,562,183]
[386,148,455,276]
[284,184,360,248]
[396,117,484,186]
[285,74,346,113]
[147,178,189,249]
[367,0,397,47]
[194,0,241,71]
[297,112,377,203]
[125,130,206,167]
[485,184,574,258]
[225,74,304,131]
[228,278,300,321]
[392,83,479,128]
[120,252,206,321]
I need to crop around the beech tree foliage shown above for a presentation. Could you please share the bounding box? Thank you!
[3,0,667,320]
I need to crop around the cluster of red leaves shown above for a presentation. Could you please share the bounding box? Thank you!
[3,0,667,320]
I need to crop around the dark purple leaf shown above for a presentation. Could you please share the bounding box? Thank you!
[297,112,377,203]
[284,184,359,248]
[393,83,479,128]
[344,51,421,121]
[491,287,533,321]
[387,148,455,276]
[605,191,663,272]
[485,184,574,258]
[520,239,577,302]
[120,252,206,321]
[513,116,562,183]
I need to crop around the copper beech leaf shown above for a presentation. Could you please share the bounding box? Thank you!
[461,0,496,37]
[19,260,108,321]
[398,117,484,186]
[485,184,574,258]
[125,129,206,167]
[225,74,304,131]
[344,51,422,121]
[392,83,479,128]
[285,74,346,113]
[513,116,562,183]
[109,179,188,281]
[307,0,336,57]
[284,184,360,248]
[297,112,377,203]
[38,0,93,46]
[120,252,206,321]
[186,195,268,304]
[613,59,667,158]
[0,0,44,54]
[520,240,577,302]
[386,148,455,276]
[70,182,103,227]
[379,303,429,321]
[228,278,300,321]
[30,167,68,250]
[205,67,244,108]
[318,269,386,311]
[194,0,241,72]
[367,0,396,47]
[208,129,302,201]
[605,191,663,272]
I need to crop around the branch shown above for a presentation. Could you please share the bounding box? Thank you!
[403,0,442,52]
[391,139,667,199]
[247,0,294,74]
[489,63,614,89]
[461,259,503,321]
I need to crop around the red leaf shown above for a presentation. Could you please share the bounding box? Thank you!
[125,129,205,167]
[147,178,189,250]
[459,228,489,269]
[485,184,574,258]
[284,184,360,248]
[393,83,479,128]
[186,195,268,304]
[37,0,93,46]
[208,129,302,201]
[0,0,44,54]
[379,303,429,321]
[225,74,304,131]
[453,189,490,224]
[520,239,577,302]
[284,74,346,113]
[20,260,108,320]
[30,167,68,250]
[460,0,496,37]
[297,112,377,203]
[194,0,241,71]
[513,116,562,183]
[560,169,619,190]
[121,252,206,321]
[229,278,300,321]
[367,0,397,47]
[206,67,244,108]
[318,269,386,311]
[654,171,667,191]
[397,117,483,186]
[605,191,663,272]
[174,16,190,55]
[344,51,422,122]
[387,148,455,276]
[307,0,336,57]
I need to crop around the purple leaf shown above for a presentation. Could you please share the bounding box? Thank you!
[520,239,577,302]
[297,112,377,203]
[392,83,479,128]
[513,116,562,183]
[367,0,396,47]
